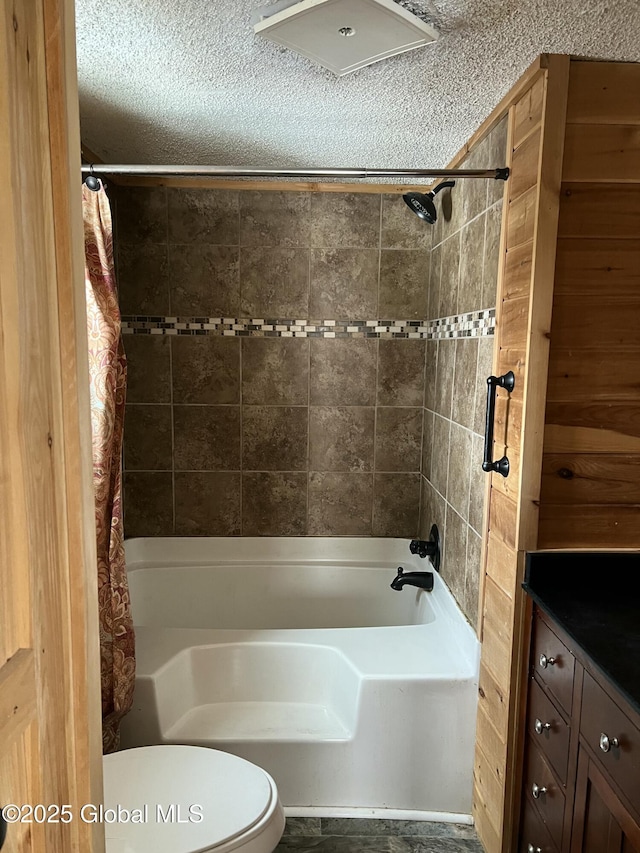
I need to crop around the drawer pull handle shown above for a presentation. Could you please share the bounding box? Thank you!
[534,718,551,735]
[539,653,556,669]
[599,732,620,753]
[531,782,547,800]
[527,845,542,853]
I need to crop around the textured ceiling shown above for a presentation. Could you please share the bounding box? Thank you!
[75,0,640,172]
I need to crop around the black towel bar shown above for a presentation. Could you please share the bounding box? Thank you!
[482,370,515,478]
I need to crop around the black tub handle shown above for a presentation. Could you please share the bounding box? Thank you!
[482,371,515,478]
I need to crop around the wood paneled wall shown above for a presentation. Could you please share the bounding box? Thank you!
[473,55,571,853]
[473,56,640,853]
[539,60,640,549]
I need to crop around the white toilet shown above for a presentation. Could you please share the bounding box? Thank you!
[103,745,285,853]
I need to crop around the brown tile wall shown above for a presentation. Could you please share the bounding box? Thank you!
[114,116,506,630]
[116,188,431,538]
[418,117,507,626]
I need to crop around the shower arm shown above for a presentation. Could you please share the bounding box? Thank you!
[80,164,509,181]
[431,180,456,196]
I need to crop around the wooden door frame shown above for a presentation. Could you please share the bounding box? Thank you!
[1,0,104,849]
[43,0,105,842]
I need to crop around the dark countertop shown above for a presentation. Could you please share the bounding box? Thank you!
[523,551,640,717]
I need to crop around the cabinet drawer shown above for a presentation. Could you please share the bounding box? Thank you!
[532,613,575,714]
[524,739,565,848]
[528,678,571,784]
[520,799,559,853]
[581,671,640,817]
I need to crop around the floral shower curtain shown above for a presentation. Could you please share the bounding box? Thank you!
[83,182,135,753]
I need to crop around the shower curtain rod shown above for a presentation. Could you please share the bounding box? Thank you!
[81,164,509,180]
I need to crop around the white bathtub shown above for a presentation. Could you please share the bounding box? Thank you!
[120,537,480,822]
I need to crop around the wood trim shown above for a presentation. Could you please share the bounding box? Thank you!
[503,578,534,851]
[503,53,571,853]
[475,80,542,850]
[113,176,434,193]
[515,52,570,551]
[44,2,105,845]
[0,1,102,849]
[1,1,76,847]
[476,55,571,853]
[476,103,515,640]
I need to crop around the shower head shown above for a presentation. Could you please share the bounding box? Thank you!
[403,191,437,223]
[403,181,455,224]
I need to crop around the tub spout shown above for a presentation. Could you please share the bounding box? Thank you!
[390,567,434,592]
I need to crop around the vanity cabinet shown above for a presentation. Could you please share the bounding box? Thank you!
[572,751,640,853]
[519,608,640,853]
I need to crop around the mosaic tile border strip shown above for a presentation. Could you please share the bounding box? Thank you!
[121,309,495,340]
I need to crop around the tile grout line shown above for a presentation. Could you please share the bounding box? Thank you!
[467,340,482,528]
[169,335,176,535]
[128,467,423,475]
[306,191,313,537]
[127,402,433,411]
[239,336,244,536]
[119,240,448,252]
[480,196,491,321]
[417,339,427,537]
[238,190,244,533]
[372,339,379,536]
[165,192,176,536]
[306,276,312,535]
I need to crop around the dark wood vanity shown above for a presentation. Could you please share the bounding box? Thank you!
[520,553,640,853]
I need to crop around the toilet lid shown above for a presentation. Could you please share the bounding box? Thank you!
[103,746,275,853]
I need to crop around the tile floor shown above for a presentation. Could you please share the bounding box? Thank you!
[276,818,484,852]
